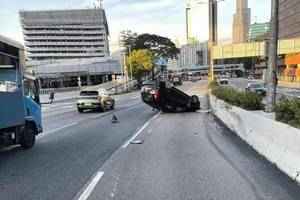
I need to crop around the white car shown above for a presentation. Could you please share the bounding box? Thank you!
[77,88,115,113]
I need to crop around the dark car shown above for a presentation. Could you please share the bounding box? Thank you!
[172,76,182,86]
[141,80,159,108]
[246,82,267,96]
[141,81,200,112]
[158,82,200,112]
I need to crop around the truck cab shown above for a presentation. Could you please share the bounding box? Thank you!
[0,35,42,149]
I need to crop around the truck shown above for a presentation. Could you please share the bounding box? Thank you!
[0,35,42,149]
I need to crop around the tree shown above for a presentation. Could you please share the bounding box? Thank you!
[187,36,199,45]
[121,32,179,59]
[126,49,154,80]
[119,30,138,52]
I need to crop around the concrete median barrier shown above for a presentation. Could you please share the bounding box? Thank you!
[210,95,300,184]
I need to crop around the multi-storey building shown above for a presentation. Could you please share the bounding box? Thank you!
[19,9,109,61]
[232,0,251,43]
[249,22,270,41]
[279,0,300,39]
[179,42,208,69]
[19,9,122,88]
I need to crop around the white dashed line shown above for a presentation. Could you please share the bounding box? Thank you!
[77,171,104,200]
[122,112,160,148]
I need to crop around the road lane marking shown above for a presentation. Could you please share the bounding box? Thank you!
[41,102,144,139]
[77,171,104,200]
[39,122,78,139]
[122,112,160,148]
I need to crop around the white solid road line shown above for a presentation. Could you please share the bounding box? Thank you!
[122,112,160,148]
[77,171,104,200]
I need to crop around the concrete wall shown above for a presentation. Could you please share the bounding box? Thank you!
[210,95,300,183]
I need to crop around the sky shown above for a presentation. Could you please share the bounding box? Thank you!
[0,0,271,51]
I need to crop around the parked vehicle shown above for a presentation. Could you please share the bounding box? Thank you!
[218,78,229,85]
[0,37,42,149]
[189,73,201,82]
[77,88,115,113]
[172,76,182,86]
[246,82,267,96]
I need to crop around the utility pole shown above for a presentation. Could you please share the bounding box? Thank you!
[208,0,218,81]
[266,0,279,112]
[128,46,133,81]
[186,0,192,43]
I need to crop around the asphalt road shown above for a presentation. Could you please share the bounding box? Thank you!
[87,81,300,200]
[1,81,300,200]
[0,91,158,200]
[88,112,300,200]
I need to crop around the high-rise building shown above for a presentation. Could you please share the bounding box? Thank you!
[279,0,300,39]
[179,42,208,69]
[232,0,251,43]
[19,8,110,61]
[249,22,270,41]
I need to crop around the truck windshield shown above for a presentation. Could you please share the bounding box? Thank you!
[23,78,40,104]
[0,68,18,92]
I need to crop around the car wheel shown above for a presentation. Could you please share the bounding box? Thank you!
[98,105,104,112]
[77,107,84,113]
[20,123,36,149]
[111,102,115,110]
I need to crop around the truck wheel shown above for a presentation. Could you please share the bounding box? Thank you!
[20,124,36,149]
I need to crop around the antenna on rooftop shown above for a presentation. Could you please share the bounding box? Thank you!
[94,0,103,9]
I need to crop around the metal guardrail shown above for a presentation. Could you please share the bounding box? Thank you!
[107,80,138,95]
[40,86,79,95]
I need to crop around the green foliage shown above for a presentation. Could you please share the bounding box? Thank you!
[275,99,300,128]
[212,86,263,111]
[208,80,219,89]
[121,31,179,59]
[126,49,154,80]
[187,37,199,45]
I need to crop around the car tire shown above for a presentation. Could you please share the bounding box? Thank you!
[20,123,36,149]
[77,107,84,113]
[97,106,104,112]
[111,102,115,110]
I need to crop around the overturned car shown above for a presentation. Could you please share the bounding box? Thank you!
[141,81,200,112]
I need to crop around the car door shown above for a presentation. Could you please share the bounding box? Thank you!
[99,89,113,109]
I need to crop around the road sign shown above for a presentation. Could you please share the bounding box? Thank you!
[155,57,168,66]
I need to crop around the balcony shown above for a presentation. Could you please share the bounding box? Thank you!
[25,41,106,46]
[23,30,105,35]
